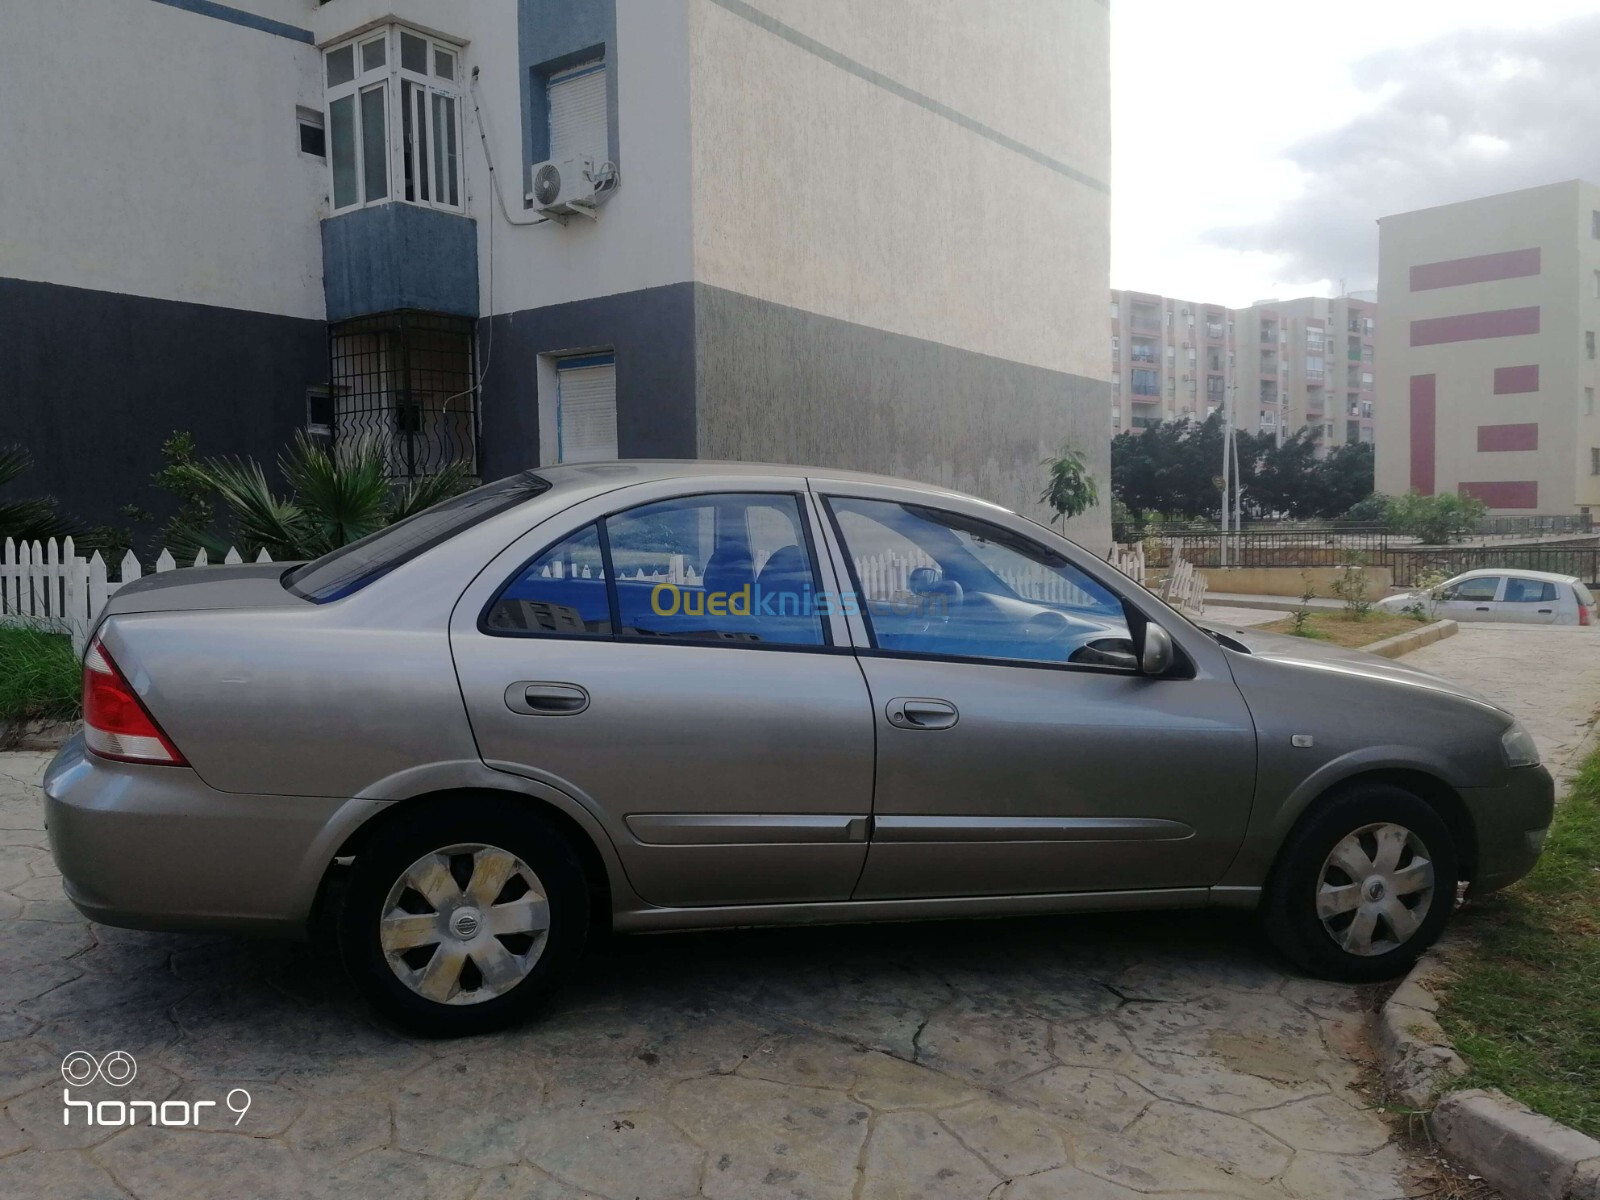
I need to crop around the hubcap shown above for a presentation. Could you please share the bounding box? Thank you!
[379,843,551,1006]
[1316,822,1436,957]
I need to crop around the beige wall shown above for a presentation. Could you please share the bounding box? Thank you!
[687,0,1110,380]
[1375,180,1600,513]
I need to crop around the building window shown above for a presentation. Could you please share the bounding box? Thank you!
[548,61,608,164]
[328,311,477,480]
[1110,301,1119,319]
[297,107,326,157]
[1592,448,1600,476]
[554,354,618,463]
[1593,210,1600,238]
[1130,369,1158,396]
[1590,332,1597,360]
[1587,387,1596,416]
[324,26,463,214]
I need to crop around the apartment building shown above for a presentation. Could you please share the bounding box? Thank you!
[3,0,1112,542]
[1375,180,1600,514]
[1110,291,1376,451]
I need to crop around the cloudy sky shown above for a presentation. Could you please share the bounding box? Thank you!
[1111,0,1600,307]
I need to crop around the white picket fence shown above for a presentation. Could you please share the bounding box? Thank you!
[1,538,272,652]
[1106,542,1146,585]
[1159,555,1208,614]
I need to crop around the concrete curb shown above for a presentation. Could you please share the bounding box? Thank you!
[1378,954,1600,1199]
[0,718,78,752]
[1362,618,1457,659]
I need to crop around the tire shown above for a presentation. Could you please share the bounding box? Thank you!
[338,799,590,1036]
[1262,782,1458,982]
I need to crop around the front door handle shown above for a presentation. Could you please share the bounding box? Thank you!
[1474,606,1491,612]
[505,682,589,716]
[886,697,959,730]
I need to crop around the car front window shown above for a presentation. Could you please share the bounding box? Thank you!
[827,497,1136,669]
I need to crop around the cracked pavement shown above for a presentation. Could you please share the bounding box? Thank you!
[0,750,1420,1200]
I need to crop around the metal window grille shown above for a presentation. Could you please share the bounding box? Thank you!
[327,311,478,480]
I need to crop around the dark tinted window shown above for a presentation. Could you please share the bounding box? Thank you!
[1502,577,1557,603]
[828,497,1134,668]
[1444,576,1500,602]
[284,472,549,602]
[606,493,826,646]
[485,523,611,635]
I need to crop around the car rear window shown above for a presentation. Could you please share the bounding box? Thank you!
[283,472,550,602]
[1578,583,1596,608]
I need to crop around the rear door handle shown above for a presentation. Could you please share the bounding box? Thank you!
[1474,606,1491,611]
[1538,609,1553,614]
[887,697,959,730]
[505,682,589,715]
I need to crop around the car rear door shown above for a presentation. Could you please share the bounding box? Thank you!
[1494,576,1560,624]
[449,477,874,908]
[812,479,1257,901]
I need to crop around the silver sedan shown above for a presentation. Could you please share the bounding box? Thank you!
[45,462,1553,1035]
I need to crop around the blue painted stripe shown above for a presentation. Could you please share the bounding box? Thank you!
[148,0,314,44]
[704,0,1109,195]
[558,353,616,371]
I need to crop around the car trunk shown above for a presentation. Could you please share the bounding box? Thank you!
[100,563,311,618]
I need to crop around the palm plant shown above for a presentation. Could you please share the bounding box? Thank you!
[189,432,473,560]
[0,445,77,543]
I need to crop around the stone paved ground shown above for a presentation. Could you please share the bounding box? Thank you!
[1398,624,1600,789]
[1,752,1416,1200]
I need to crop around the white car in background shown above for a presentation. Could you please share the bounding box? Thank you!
[1376,569,1597,626]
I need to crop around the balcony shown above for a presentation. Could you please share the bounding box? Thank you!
[1259,330,1277,344]
[1305,369,1324,383]
[1130,416,1159,430]
[1205,323,1225,340]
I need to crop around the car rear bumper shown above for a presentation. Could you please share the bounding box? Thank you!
[1462,764,1555,896]
[43,734,385,936]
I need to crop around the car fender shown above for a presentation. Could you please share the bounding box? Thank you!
[343,758,638,911]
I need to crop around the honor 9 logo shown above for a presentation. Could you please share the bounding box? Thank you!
[61,1052,252,1128]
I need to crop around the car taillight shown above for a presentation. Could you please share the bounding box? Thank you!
[1583,605,1592,627]
[82,639,188,766]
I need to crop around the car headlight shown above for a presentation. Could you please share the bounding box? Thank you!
[1501,721,1540,768]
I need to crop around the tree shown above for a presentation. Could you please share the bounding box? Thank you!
[0,445,77,543]
[184,432,474,559]
[1383,490,1487,545]
[1039,443,1098,526]
[1110,416,1375,523]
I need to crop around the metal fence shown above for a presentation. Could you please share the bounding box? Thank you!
[1377,545,1600,588]
[328,310,478,481]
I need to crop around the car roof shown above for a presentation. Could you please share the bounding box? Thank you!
[1451,567,1581,585]
[529,459,981,501]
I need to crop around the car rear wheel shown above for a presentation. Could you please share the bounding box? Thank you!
[338,801,590,1035]
[1262,783,1458,982]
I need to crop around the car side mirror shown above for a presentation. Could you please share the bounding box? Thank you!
[908,566,941,594]
[1140,622,1175,676]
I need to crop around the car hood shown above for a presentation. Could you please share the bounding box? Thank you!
[102,562,311,615]
[1197,620,1506,715]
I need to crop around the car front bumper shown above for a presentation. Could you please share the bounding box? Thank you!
[43,734,386,936]
[1462,764,1555,896]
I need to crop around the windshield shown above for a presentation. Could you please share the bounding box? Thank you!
[284,472,551,603]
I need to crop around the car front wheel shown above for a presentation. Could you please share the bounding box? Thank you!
[338,800,590,1035]
[1262,783,1458,982]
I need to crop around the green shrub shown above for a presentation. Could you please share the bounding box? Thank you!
[0,626,80,727]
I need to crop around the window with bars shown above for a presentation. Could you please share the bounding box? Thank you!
[324,26,462,214]
[328,312,477,480]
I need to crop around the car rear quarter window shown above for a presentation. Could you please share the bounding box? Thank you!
[485,524,611,635]
[284,472,549,602]
[1502,578,1557,603]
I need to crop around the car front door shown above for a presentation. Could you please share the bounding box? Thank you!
[1437,575,1502,621]
[1494,576,1560,624]
[449,479,874,908]
[815,483,1257,901]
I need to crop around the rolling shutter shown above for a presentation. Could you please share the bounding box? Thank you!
[548,62,607,164]
[556,356,617,463]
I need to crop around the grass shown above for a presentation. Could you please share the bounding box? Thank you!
[0,625,81,726]
[1257,610,1429,648]
[1436,748,1600,1137]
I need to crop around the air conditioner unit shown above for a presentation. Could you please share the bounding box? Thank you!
[527,156,600,218]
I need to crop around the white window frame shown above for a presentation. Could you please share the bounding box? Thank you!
[323,25,464,216]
